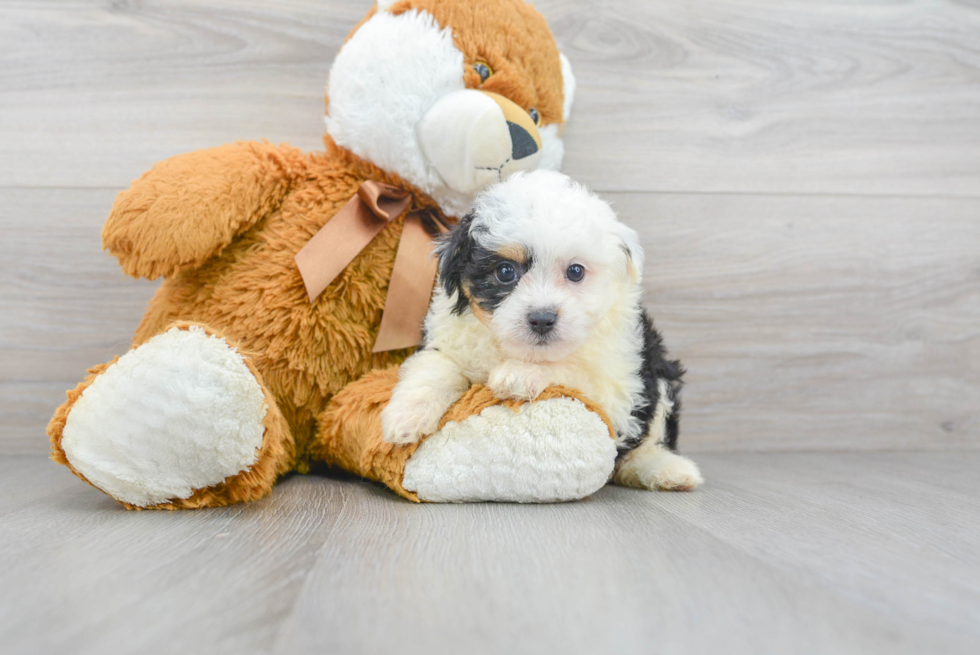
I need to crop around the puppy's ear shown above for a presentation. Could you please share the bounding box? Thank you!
[435,213,476,315]
[614,222,644,284]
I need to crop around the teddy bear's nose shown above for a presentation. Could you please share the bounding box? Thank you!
[527,309,558,336]
[508,122,539,160]
[480,91,542,160]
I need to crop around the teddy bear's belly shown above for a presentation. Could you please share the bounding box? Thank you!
[132,215,415,455]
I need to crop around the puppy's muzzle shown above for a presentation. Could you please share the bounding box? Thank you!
[527,309,558,336]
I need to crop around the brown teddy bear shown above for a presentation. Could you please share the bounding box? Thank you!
[47,0,627,509]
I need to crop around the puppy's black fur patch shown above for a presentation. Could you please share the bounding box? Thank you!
[436,213,475,315]
[618,309,685,453]
[436,213,528,315]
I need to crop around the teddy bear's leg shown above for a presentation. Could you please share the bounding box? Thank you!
[48,323,294,509]
[311,368,618,503]
[613,439,704,491]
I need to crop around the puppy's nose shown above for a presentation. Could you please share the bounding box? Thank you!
[527,309,558,336]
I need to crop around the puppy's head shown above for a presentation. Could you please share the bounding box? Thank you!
[436,170,642,362]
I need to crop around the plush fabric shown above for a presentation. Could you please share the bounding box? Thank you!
[60,325,268,507]
[121,142,434,463]
[50,323,295,510]
[407,0,566,125]
[404,386,617,503]
[46,0,617,508]
[312,368,616,503]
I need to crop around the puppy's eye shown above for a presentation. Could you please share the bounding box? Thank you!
[473,62,492,83]
[566,264,586,282]
[528,107,540,125]
[495,262,517,284]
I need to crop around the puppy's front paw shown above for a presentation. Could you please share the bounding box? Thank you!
[381,397,446,445]
[487,362,549,401]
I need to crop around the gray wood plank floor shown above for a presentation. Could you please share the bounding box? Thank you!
[2,453,978,655]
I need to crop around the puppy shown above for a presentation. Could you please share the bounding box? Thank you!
[381,170,702,491]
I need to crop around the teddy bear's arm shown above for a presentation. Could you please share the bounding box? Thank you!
[102,141,307,279]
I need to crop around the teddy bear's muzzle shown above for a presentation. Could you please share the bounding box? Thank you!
[416,89,543,195]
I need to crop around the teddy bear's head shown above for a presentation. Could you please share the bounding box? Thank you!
[325,0,575,217]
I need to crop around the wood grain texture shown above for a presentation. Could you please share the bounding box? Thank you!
[1,453,979,655]
[0,189,158,453]
[1,0,979,194]
[550,0,980,196]
[626,192,980,452]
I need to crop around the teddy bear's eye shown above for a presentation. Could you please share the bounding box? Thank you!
[566,264,585,282]
[473,62,492,83]
[528,107,540,125]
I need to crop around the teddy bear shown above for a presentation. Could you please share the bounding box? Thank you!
[47,0,628,509]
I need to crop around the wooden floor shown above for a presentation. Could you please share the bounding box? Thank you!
[2,452,979,655]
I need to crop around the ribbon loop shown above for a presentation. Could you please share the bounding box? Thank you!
[294,180,445,353]
[357,180,410,221]
[294,181,412,303]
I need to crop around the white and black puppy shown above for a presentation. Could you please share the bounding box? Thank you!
[382,170,702,491]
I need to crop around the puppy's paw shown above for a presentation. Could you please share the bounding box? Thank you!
[614,444,703,491]
[487,362,550,401]
[648,455,703,491]
[381,396,446,445]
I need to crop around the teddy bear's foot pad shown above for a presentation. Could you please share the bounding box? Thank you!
[403,397,617,503]
[61,326,267,507]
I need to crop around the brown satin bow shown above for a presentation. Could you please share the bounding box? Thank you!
[294,181,446,353]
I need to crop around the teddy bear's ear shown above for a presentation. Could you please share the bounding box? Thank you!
[559,52,576,123]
